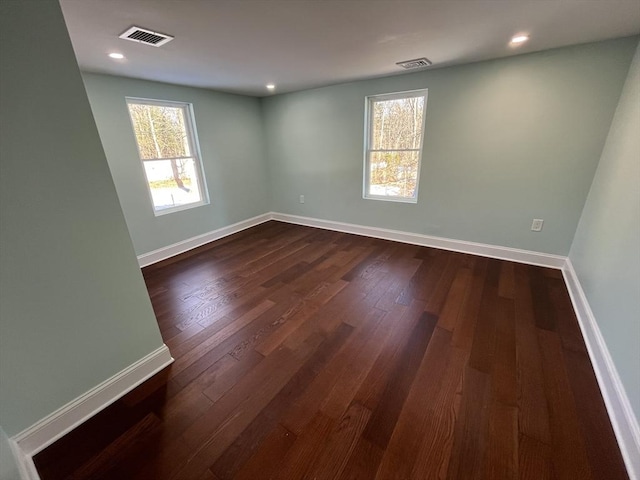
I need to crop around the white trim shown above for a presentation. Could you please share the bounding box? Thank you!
[125,97,210,217]
[270,212,566,269]
[363,89,428,204]
[562,259,640,480]
[137,212,272,267]
[138,211,565,269]
[13,345,173,459]
[9,437,40,480]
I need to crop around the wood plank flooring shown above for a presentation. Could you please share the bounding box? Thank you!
[33,221,629,479]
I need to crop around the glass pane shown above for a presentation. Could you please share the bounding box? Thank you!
[142,158,202,211]
[128,103,191,160]
[371,96,424,150]
[368,150,419,198]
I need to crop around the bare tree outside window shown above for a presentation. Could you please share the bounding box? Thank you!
[126,99,208,215]
[364,90,428,202]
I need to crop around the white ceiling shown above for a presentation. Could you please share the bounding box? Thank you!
[60,0,640,97]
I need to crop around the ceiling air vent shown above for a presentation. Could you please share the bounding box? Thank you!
[119,26,174,47]
[396,57,432,69]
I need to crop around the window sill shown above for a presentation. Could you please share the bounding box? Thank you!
[363,194,418,204]
[153,200,209,216]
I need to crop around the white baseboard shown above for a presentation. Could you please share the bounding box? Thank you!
[9,436,40,480]
[12,344,173,466]
[271,212,566,269]
[563,259,640,480]
[137,212,272,267]
[137,211,565,270]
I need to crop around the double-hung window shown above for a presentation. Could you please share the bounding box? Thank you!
[126,98,209,215]
[364,89,428,203]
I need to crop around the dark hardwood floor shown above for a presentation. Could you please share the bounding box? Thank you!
[34,221,628,479]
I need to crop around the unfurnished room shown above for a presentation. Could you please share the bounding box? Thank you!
[1,0,639,479]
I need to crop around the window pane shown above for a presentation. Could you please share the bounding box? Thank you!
[128,104,191,160]
[368,150,419,198]
[371,96,424,150]
[142,158,202,211]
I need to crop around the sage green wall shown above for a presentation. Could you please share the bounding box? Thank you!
[82,73,269,256]
[261,37,638,255]
[569,41,640,419]
[0,0,164,436]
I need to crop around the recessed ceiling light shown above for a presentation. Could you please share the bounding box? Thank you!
[108,52,125,59]
[266,84,276,90]
[510,35,529,45]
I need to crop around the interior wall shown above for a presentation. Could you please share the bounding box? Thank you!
[0,0,164,436]
[261,37,638,256]
[569,40,640,419]
[82,73,270,256]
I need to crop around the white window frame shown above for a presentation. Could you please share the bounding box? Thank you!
[363,88,428,203]
[126,97,210,216]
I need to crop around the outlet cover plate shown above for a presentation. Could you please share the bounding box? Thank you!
[531,219,544,232]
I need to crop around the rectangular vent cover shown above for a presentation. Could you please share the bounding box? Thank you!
[119,26,174,47]
[396,57,432,69]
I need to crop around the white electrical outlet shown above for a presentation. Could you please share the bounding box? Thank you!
[299,195,305,204]
[531,219,544,232]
